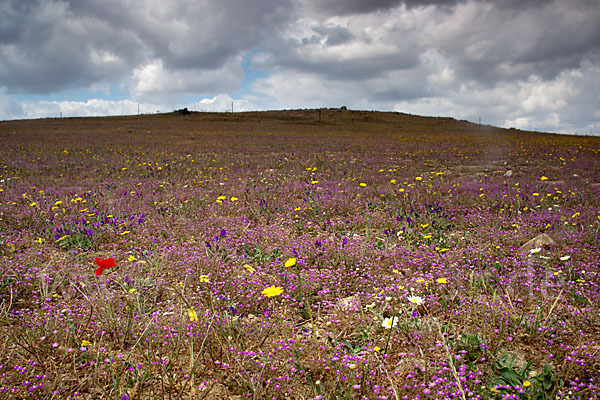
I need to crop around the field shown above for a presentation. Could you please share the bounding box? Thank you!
[1,109,599,399]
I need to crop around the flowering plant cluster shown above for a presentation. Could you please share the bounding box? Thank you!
[0,113,598,399]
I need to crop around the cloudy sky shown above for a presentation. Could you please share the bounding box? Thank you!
[1,0,599,134]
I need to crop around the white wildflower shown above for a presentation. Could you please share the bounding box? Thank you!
[381,316,398,329]
[407,295,424,305]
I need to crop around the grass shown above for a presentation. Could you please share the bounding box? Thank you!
[0,109,599,399]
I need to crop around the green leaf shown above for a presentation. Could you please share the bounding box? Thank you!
[499,367,522,386]
[518,361,531,376]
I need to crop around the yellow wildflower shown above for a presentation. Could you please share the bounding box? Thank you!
[261,285,284,298]
[187,308,199,322]
[284,258,297,268]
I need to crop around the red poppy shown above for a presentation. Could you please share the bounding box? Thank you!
[94,257,116,276]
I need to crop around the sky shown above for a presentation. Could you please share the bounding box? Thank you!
[1,0,599,135]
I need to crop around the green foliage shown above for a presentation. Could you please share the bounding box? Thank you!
[490,353,561,400]
[56,232,96,251]
[455,332,486,366]
[242,245,281,263]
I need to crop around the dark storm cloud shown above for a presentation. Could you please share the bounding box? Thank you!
[302,0,464,16]
[0,0,148,93]
[493,0,560,10]
[428,0,600,85]
[4,0,597,98]
[286,53,419,81]
[255,32,421,82]
[65,0,293,71]
[0,0,294,95]
[272,0,598,94]
[0,0,35,44]
[303,0,571,17]
[312,25,354,46]
[286,0,600,92]
[303,0,402,16]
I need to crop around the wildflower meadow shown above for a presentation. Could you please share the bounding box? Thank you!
[1,110,599,399]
